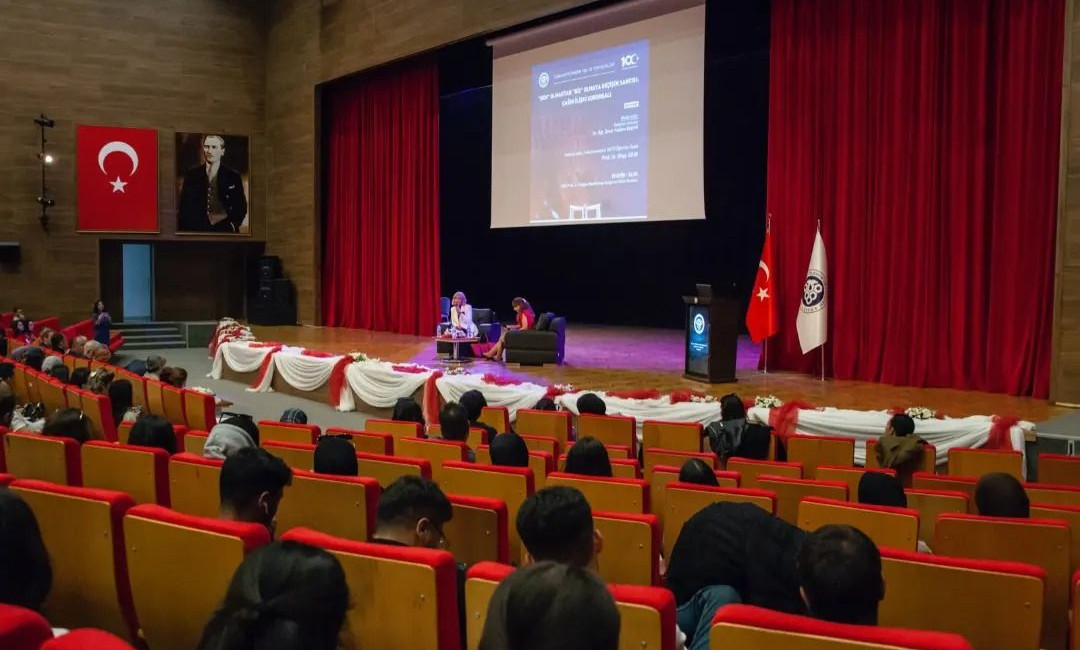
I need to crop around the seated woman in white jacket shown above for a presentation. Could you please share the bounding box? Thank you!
[439,291,479,338]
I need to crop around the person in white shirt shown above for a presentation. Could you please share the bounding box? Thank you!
[445,291,478,337]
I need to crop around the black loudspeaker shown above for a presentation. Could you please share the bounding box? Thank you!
[249,301,297,326]
[0,242,21,264]
[257,285,273,301]
[258,256,282,282]
[270,278,293,305]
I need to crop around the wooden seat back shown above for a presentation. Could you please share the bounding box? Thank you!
[710,603,972,650]
[514,409,571,447]
[363,418,422,446]
[797,497,919,551]
[478,406,510,433]
[81,441,170,505]
[281,528,461,650]
[12,480,136,639]
[649,464,738,526]
[663,483,776,557]
[476,445,552,489]
[579,413,638,451]
[912,473,977,502]
[396,437,468,482]
[261,441,316,471]
[182,430,209,455]
[1037,454,1080,487]
[609,583,679,650]
[4,432,82,486]
[725,457,802,488]
[880,548,1044,650]
[124,504,269,650]
[1025,482,1080,508]
[160,385,186,427]
[257,420,320,446]
[547,472,648,514]
[948,448,1023,480]
[440,462,534,562]
[642,420,702,454]
[643,448,715,481]
[428,424,489,450]
[143,380,164,417]
[80,392,117,441]
[786,434,854,478]
[906,488,970,543]
[1030,503,1080,575]
[325,427,394,455]
[355,452,432,486]
[815,465,896,501]
[274,469,380,542]
[935,513,1071,650]
[464,562,513,650]
[181,390,215,431]
[38,379,68,417]
[167,453,223,518]
[757,475,848,524]
[557,454,640,479]
[593,511,661,587]
[445,494,509,565]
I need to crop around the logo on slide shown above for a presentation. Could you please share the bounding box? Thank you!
[693,313,706,335]
[538,71,550,89]
[620,53,640,68]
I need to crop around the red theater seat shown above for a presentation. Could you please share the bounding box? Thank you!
[609,584,679,650]
[257,420,321,445]
[42,629,138,649]
[0,603,53,650]
[4,432,82,486]
[282,527,461,650]
[710,604,972,649]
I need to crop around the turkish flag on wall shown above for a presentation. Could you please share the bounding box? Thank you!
[76,125,158,232]
[746,226,778,343]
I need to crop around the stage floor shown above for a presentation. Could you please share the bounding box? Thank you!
[250,323,1064,422]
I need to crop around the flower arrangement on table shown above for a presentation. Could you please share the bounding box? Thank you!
[215,321,255,345]
[905,406,937,420]
[444,367,470,376]
[755,395,784,408]
[669,389,718,404]
[348,352,382,364]
[543,383,576,399]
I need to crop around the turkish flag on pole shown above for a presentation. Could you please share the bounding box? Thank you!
[76,125,158,232]
[746,224,778,343]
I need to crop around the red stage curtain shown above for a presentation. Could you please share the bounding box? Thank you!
[766,0,1063,397]
[322,58,441,336]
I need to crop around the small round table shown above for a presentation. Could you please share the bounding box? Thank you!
[435,336,480,364]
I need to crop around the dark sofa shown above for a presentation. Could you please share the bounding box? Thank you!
[505,312,566,365]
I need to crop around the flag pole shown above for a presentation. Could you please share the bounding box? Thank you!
[818,216,824,382]
[763,212,771,375]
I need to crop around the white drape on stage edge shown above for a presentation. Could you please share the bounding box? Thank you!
[747,406,1030,473]
[246,346,306,393]
[264,350,353,410]
[436,376,548,421]
[210,342,279,379]
[346,362,435,410]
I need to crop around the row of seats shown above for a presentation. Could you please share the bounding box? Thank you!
[0,603,135,650]
[8,468,1077,650]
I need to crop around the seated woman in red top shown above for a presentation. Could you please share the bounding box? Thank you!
[483,296,535,361]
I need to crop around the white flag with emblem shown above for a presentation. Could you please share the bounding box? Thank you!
[797,227,828,353]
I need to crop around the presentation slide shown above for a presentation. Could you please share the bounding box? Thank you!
[530,41,650,224]
[490,0,705,229]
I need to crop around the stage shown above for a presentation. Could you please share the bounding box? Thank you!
[245,323,1063,423]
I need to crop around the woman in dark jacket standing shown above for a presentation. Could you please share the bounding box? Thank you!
[92,300,111,346]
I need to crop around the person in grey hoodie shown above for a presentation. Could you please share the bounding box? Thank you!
[203,416,260,460]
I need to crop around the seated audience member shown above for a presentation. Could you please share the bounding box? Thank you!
[144,354,166,380]
[219,447,293,536]
[47,364,70,384]
[197,541,349,650]
[0,489,52,613]
[371,475,453,549]
[875,414,926,472]
[128,415,178,454]
[83,340,111,363]
[109,379,140,424]
[479,562,620,650]
[204,416,261,460]
[11,308,31,345]
[68,367,91,389]
[482,296,536,361]
[0,362,12,390]
[41,354,64,375]
[666,502,807,647]
[459,389,498,439]
[857,472,933,554]
[576,393,607,416]
[23,346,45,371]
[0,385,43,433]
[532,397,558,411]
[160,366,188,389]
[974,472,1030,518]
[42,408,91,443]
[564,437,612,477]
[517,486,601,568]
[679,458,719,486]
[35,328,55,349]
[67,335,88,358]
[280,407,308,425]
[438,401,475,462]
[490,432,530,468]
[313,436,359,476]
[85,368,115,395]
[48,332,66,354]
[391,397,425,426]
[798,525,884,626]
[704,394,772,462]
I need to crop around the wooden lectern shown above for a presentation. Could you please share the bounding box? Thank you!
[683,285,739,383]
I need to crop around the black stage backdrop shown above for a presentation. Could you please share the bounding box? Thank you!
[438,0,770,329]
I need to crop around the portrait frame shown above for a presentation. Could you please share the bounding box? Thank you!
[175,132,251,236]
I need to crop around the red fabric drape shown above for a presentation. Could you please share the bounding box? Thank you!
[766,0,1063,397]
[322,58,441,336]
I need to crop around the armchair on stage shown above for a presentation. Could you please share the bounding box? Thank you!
[436,300,501,357]
[505,312,566,365]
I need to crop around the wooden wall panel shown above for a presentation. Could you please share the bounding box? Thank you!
[0,0,265,324]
